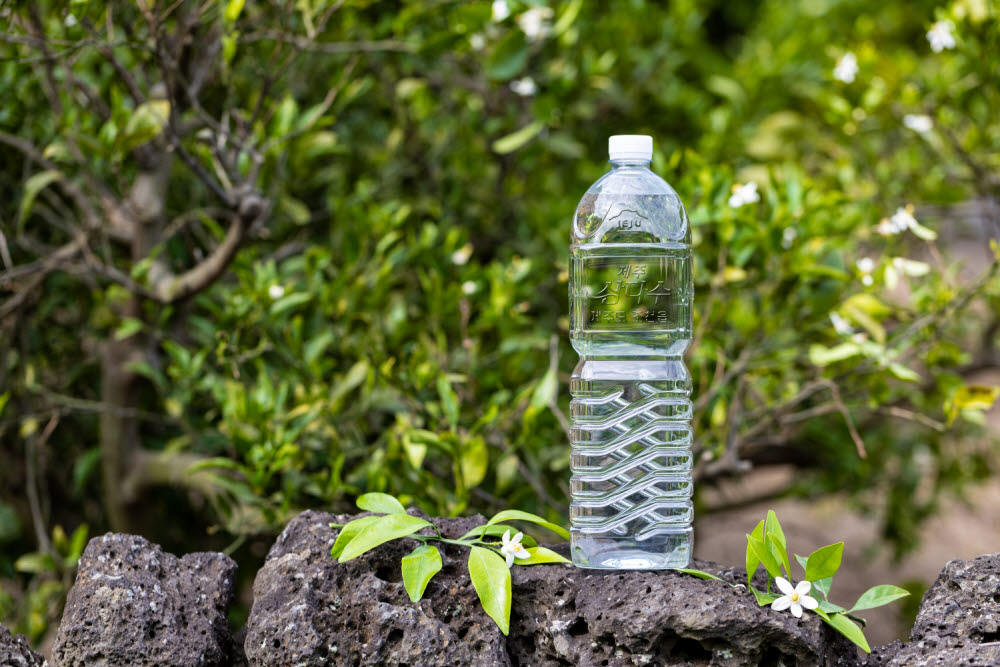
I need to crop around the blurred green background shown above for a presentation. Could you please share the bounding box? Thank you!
[1,0,998,647]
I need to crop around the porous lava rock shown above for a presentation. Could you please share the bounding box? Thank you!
[888,553,1000,666]
[244,510,860,666]
[50,532,237,667]
[0,622,45,666]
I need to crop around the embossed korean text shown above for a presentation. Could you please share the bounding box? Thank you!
[569,135,693,569]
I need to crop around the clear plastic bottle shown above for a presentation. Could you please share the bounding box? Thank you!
[569,135,693,569]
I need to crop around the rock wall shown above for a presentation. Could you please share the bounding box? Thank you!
[0,510,994,666]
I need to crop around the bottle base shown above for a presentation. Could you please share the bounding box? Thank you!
[570,531,692,570]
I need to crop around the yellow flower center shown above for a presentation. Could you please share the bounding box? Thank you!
[791,593,799,602]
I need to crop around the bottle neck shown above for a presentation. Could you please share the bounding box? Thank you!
[610,158,651,170]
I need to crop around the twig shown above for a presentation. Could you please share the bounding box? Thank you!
[25,412,60,558]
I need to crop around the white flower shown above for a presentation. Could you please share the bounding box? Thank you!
[491,0,510,22]
[862,275,874,286]
[875,206,919,236]
[268,284,285,299]
[833,52,858,83]
[856,257,875,274]
[903,114,933,134]
[516,6,553,41]
[927,20,956,52]
[781,226,798,249]
[728,182,760,208]
[469,33,486,51]
[509,77,538,97]
[499,529,530,568]
[830,312,854,335]
[451,243,473,265]
[461,280,478,295]
[771,577,819,618]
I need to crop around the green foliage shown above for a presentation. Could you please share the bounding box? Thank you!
[681,510,909,653]
[330,493,569,634]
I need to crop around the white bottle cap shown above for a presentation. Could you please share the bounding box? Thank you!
[608,135,653,161]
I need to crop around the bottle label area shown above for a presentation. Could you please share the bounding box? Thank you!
[570,244,692,335]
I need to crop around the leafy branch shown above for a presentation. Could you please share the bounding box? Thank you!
[679,510,909,653]
[330,493,570,634]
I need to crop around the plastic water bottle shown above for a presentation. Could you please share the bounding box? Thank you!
[569,135,693,569]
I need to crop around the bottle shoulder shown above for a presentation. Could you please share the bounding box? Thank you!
[573,168,688,244]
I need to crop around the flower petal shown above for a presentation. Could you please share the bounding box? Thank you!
[502,529,512,545]
[505,552,515,568]
[513,532,524,545]
[514,548,530,560]
[790,602,803,618]
[799,595,819,610]
[795,580,812,596]
[771,596,793,612]
[775,577,795,596]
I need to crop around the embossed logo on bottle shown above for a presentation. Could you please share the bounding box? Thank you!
[605,208,648,231]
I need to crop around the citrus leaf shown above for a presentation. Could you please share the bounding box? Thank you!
[517,546,570,565]
[805,542,843,582]
[356,492,406,515]
[823,612,870,653]
[746,519,765,586]
[849,585,910,612]
[486,510,569,540]
[492,121,544,154]
[330,515,380,559]
[401,544,442,602]
[18,170,63,229]
[436,375,460,428]
[675,568,724,581]
[765,510,790,576]
[747,534,781,579]
[468,546,512,634]
[337,513,432,562]
[751,587,779,606]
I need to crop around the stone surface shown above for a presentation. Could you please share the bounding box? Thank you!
[50,532,237,667]
[245,510,860,666]
[888,553,1000,666]
[0,622,45,666]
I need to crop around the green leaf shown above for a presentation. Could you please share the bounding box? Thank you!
[486,30,527,80]
[805,542,843,582]
[809,342,863,367]
[224,0,246,22]
[401,544,442,602]
[822,612,870,653]
[468,546,512,635]
[15,552,58,574]
[121,99,170,151]
[460,436,488,488]
[486,510,570,540]
[947,385,1000,425]
[751,587,779,606]
[813,576,833,599]
[114,317,144,340]
[530,367,557,410]
[436,376,460,428]
[849,585,910,612]
[888,363,921,383]
[674,568,724,581]
[330,515,382,558]
[818,599,846,614]
[269,291,313,317]
[18,170,63,229]
[492,121,544,154]
[747,534,781,579]
[330,360,369,404]
[746,519,764,586]
[356,492,406,515]
[518,546,570,565]
[765,510,790,576]
[338,513,433,562]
